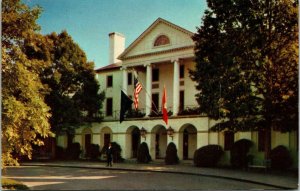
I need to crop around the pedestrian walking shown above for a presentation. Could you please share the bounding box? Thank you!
[106,143,113,167]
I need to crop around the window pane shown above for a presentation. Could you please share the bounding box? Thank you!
[152,93,159,113]
[152,68,159,82]
[180,65,184,78]
[154,35,170,46]
[107,76,113,87]
[180,91,184,112]
[128,73,132,85]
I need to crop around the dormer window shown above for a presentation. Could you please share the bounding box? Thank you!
[154,35,170,46]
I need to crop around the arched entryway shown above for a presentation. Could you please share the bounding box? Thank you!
[132,128,140,158]
[151,125,167,159]
[179,124,197,160]
[82,128,92,158]
[126,126,141,158]
[101,127,113,148]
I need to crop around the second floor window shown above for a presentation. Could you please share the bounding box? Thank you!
[128,73,132,85]
[152,68,159,82]
[180,91,184,112]
[107,75,113,87]
[180,65,184,78]
[106,98,113,116]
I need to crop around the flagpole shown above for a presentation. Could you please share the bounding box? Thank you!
[132,69,161,114]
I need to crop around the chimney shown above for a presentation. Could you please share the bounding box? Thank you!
[109,32,125,64]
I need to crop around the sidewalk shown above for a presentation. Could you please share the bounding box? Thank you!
[21,160,298,190]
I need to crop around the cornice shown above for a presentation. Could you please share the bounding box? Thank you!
[122,45,194,61]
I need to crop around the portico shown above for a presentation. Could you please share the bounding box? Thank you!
[120,57,193,118]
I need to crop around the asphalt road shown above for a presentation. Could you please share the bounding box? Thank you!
[3,166,278,190]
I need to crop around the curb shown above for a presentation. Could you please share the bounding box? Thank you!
[21,163,294,190]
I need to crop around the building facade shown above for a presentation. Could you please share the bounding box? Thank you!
[57,18,298,166]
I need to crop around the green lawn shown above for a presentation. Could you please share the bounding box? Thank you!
[2,178,29,190]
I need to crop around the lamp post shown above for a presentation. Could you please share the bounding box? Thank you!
[140,127,147,141]
[167,126,174,140]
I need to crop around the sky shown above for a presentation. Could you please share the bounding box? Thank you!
[25,0,208,69]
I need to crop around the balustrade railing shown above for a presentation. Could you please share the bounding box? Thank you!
[99,105,203,121]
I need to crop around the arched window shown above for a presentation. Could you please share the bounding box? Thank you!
[154,35,170,46]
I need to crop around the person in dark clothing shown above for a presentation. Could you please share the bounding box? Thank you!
[106,143,113,167]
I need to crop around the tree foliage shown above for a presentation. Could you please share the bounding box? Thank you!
[2,0,53,166]
[25,31,105,134]
[2,0,104,167]
[190,0,298,133]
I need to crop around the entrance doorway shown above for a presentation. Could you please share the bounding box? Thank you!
[104,134,111,147]
[180,124,197,160]
[183,129,189,159]
[155,134,160,158]
[153,125,167,159]
[131,128,140,158]
[85,134,91,157]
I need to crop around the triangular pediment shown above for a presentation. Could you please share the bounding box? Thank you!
[118,18,195,60]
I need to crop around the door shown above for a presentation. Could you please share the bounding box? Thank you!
[183,129,189,160]
[132,128,140,158]
[155,134,160,158]
[104,134,111,148]
[85,134,91,157]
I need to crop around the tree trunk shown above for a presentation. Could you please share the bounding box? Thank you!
[264,127,271,159]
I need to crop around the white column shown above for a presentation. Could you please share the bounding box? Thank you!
[121,66,127,94]
[145,63,152,117]
[172,58,180,116]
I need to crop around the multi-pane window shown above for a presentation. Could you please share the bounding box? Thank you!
[180,91,184,112]
[107,75,113,87]
[154,35,170,46]
[152,68,159,82]
[152,93,159,113]
[180,65,184,78]
[128,73,132,85]
[224,131,234,151]
[106,98,113,116]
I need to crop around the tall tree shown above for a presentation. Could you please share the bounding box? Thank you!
[35,31,105,134]
[190,0,298,157]
[2,0,53,166]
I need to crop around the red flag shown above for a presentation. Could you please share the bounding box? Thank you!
[162,86,168,125]
[134,77,142,110]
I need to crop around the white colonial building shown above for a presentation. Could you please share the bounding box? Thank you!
[57,18,298,166]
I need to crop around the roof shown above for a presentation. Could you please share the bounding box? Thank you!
[118,17,194,60]
[95,63,122,73]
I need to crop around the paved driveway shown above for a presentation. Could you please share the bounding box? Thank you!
[3,166,279,190]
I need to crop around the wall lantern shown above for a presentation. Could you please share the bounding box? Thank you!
[167,126,174,140]
[140,127,147,140]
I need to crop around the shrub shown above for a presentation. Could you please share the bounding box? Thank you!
[2,178,29,190]
[230,139,253,168]
[165,142,179,165]
[194,145,223,167]
[270,145,292,169]
[137,142,152,163]
[89,144,101,160]
[65,143,81,160]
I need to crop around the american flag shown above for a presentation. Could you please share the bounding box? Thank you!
[134,77,142,110]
